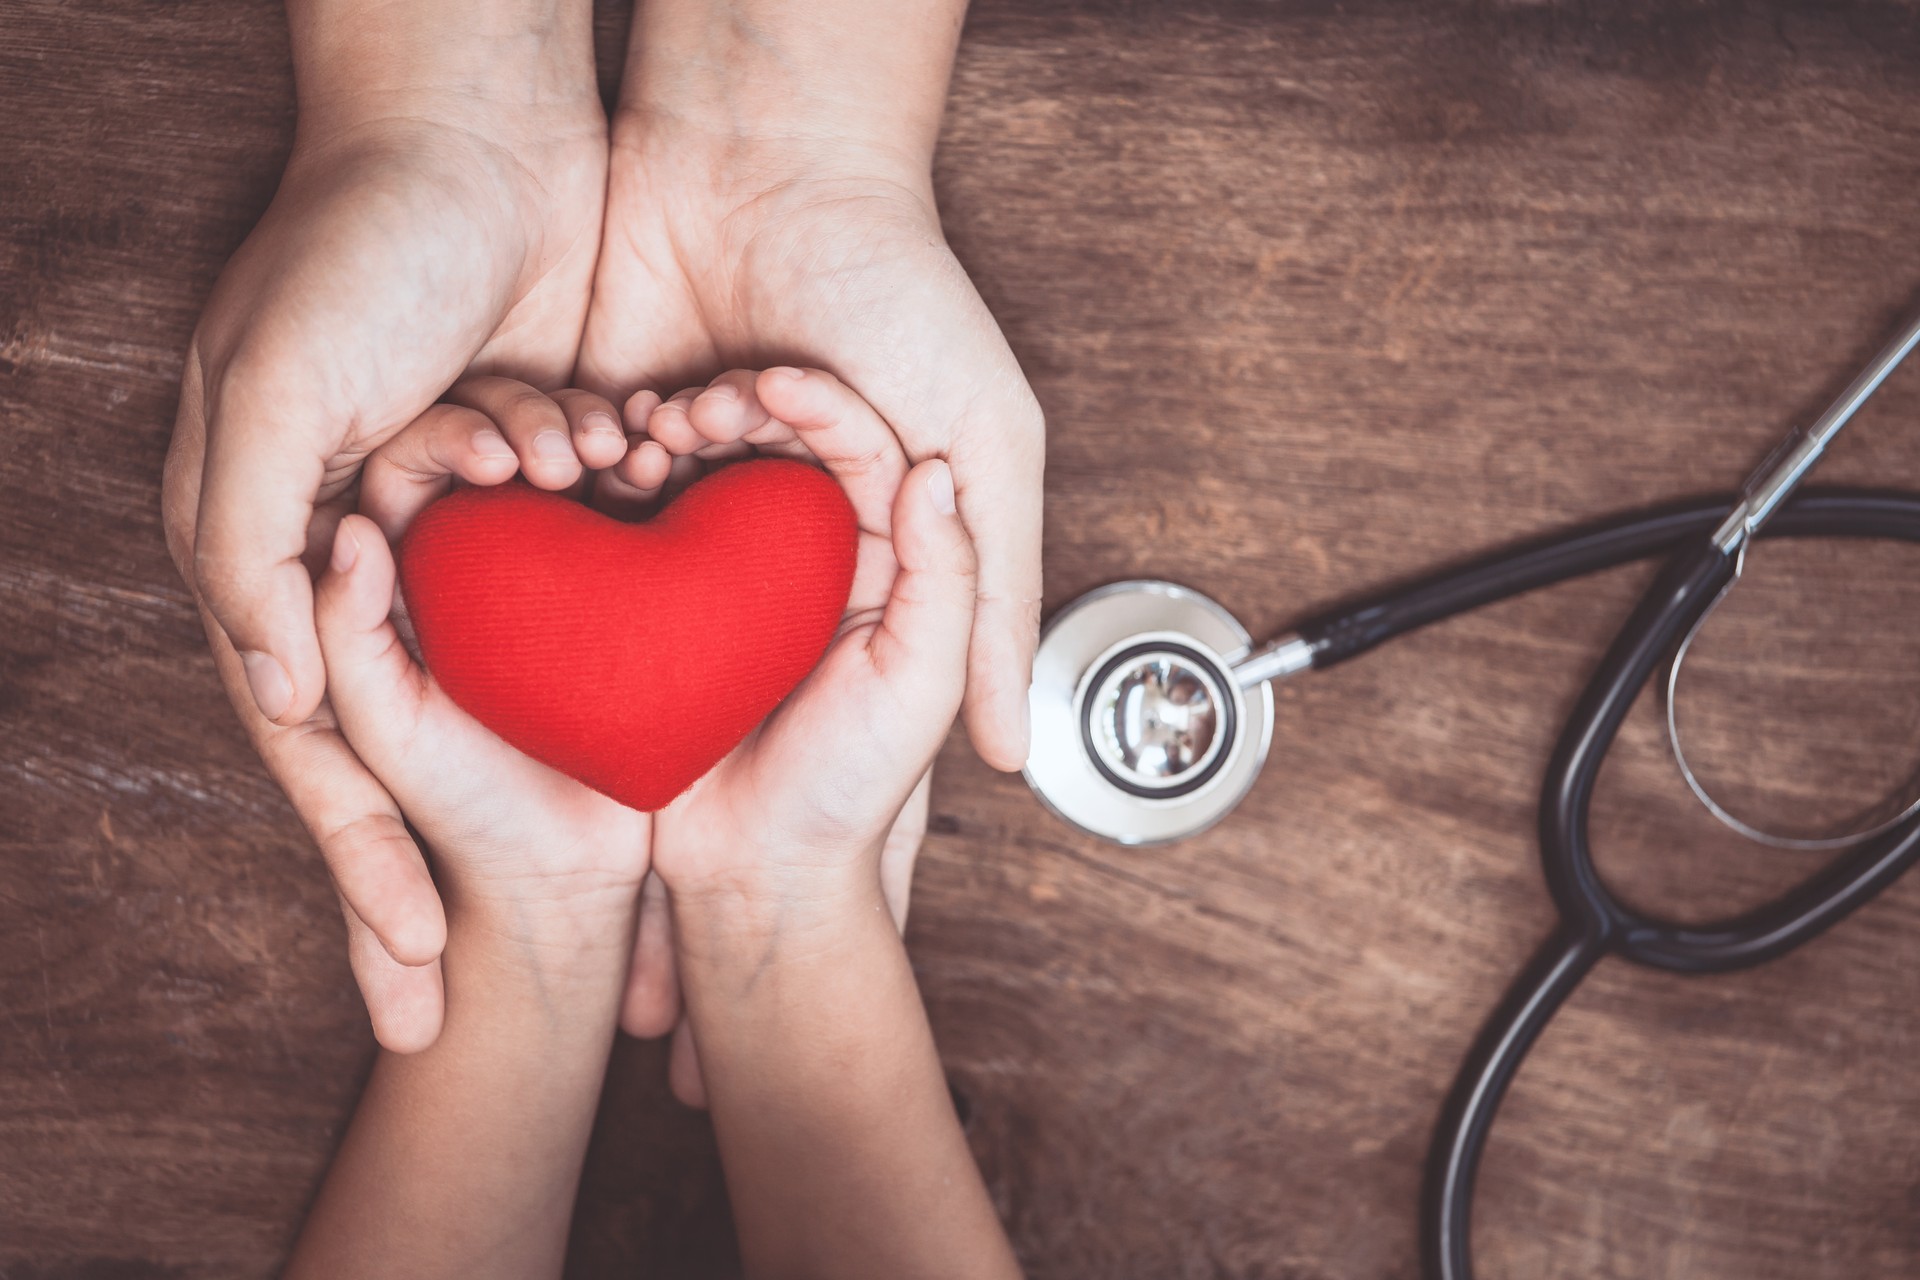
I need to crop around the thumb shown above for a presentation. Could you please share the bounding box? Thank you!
[866,459,978,727]
[312,514,424,742]
[193,368,334,726]
[315,514,582,850]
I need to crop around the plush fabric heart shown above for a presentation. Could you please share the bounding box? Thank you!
[397,459,857,812]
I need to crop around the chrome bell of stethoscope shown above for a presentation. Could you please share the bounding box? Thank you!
[1024,580,1308,844]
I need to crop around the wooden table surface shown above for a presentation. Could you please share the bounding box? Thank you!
[5,2,1920,1276]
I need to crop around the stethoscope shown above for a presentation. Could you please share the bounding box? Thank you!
[1022,310,1920,1280]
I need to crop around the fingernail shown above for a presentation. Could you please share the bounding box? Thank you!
[927,461,957,516]
[701,384,739,403]
[331,521,359,573]
[472,429,514,459]
[242,650,293,721]
[582,410,623,439]
[767,366,806,381]
[533,429,573,459]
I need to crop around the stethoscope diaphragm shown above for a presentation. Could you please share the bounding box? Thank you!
[1024,580,1273,845]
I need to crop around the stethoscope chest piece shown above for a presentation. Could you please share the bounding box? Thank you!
[1025,580,1273,845]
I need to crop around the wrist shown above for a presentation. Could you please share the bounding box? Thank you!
[610,109,936,221]
[667,861,889,975]
[447,878,640,981]
[288,0,602,143]
[429,908,632,1053]
[614,0,961,190]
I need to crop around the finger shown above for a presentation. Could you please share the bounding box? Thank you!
[620,388,664,437]
[193,376,333,726]
[590,464,667,521]
[685,369,768,446]
[620,872,682,1039]
[950,420,1045,773]
[668,1020,709,1110]
[314,513,557,851]
[644,390,705,456]
[650,388,751,466]
[241,550,448,973]
[755,367,909,538]
[445,376,582,490]
[683,367,799,460]
[359,403,519,541]
[611,390,674,502]
[845,529,902,620]
[312,515,427,741]
[866,459,978,722]
[551,388,629,471]
[342,895,446,1053]
[239,701,448,1036]
[613,437,673,497]
[261,712,449,969]
[880,770,931,931]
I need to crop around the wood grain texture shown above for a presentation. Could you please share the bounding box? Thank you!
[4,2,1920,1277]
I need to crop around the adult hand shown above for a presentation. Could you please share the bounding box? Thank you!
[576,0,1045,1083]
[161,4,607,1051]
[577,4,1045,775]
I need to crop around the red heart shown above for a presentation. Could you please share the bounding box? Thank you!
[397,459,857,812]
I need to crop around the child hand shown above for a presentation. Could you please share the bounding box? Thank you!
[296,381,677,1280]
[633,372,972,904]
[536,367,962,1103]
[316,396,653,967]
[609,373,1011,1273]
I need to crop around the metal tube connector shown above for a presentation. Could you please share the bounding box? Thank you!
[1713,310,1920,553]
